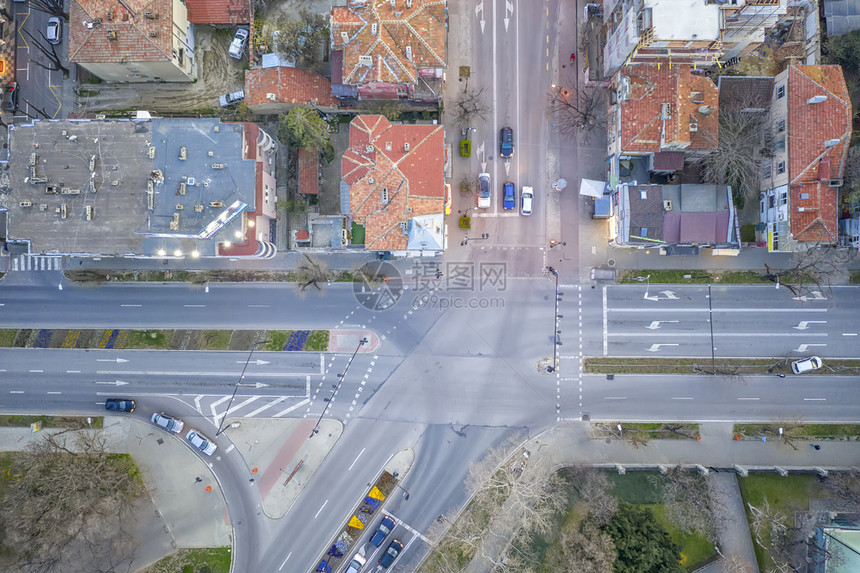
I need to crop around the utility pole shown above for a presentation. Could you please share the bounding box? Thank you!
[686,275,715,374]
[216,339,270,436]
[310,337,367,437]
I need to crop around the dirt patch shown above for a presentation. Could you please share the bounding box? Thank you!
[74,28,247,114]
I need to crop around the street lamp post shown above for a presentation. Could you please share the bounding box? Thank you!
[685,275,716,375]
[635,274,651,299]
[216,339,270,437]
[547,266,560,373]
[310,337,368,437]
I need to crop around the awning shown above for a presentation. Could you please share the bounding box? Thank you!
[579,178,606,198]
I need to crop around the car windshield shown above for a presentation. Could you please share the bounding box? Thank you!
[387,547,397,556]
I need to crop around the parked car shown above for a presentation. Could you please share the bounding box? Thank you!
[502,181,515,210]
[378,539,403,569]
[345,552,366,573]
[47,17,62,45]
[186,429,217,455]
[370,516,396,547]
[477,172,491,209]
[105,398,135,413]
[228,28,249,59]
[499,126,514,158]
[521,186,534,216]
[151,412,184,433]
[791,356,822,374]
[219,90,245,107]
[2,81,19,112]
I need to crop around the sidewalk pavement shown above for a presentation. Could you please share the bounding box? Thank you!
[708,471,760,573]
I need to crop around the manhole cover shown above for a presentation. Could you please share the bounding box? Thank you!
[607,259,616,267]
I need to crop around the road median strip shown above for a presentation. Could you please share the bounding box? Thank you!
[584,357,860,375]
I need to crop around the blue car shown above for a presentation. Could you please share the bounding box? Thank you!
[378,539,403,569]
[105,398,135,413]
[503,181,515,210]
[499,127,514,158]
[370,516,396,547]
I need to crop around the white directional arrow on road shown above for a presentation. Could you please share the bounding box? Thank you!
[503,0,514,31]
[793,291,827,302]
[476,1,485,34]
[97,358,129,363]
[237,382,270,389]
[793,321,827,330]
[478,142,486,171]
[644,290,677,302]
[96,380,129,386]
[504,159,511,175]
[236,360,271,366]
[645,320,680,330]
[793,344,827,353]
[647,343,679,352]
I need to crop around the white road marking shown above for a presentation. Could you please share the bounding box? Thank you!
[793,320,827,330]
[803,398,826,401]
[96,370,312,377]
[608,308,828,313]
[10,391,23,394]
[273,398,310,418]
[843,333,858,337]
[314,499,328,519]
[279,553,292,571]
[349,447,365,471]
[604,396,627,400]
[738,397,760,401]
[610,332,827,338]
[646,344,679,352]
[183,304,206,308]
[602,285,608,356]
[247,304,270,308]
[47,391,62,395]
[225,444,235,454]
[120,304,142,307]
[29,370,43,373]
[793,343,827,352]
[671,397,694,400]
[245,396,288,418]
[66,370,81,373]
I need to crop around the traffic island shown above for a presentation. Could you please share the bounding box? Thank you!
[313,448,414,573]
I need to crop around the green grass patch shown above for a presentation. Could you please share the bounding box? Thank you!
[851,271,860,284]
[305,330,330,351]
[124,330,173,349]
[616,269,803,285]
[78,89,99,97]
[595,423,700,440]
[740,224,756,242]
[200,330,231,350]
[142,547,232,573]
[584,357,860,375]
[647,504,715,568]
[734,423,860,439]
[738,474,828,571]
[607,471,666,504]
[0,415,103,429]
[266,331,289,352]
[0,330,17,347]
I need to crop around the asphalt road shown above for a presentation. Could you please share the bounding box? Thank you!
[13,3,66,120]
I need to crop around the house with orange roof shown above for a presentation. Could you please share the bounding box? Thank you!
[608,64,719,183]
[184,0,249,25]
[760,65,852,252]
[330,0,447,103]
[342,115,446,253]
[69,0,195,82]
[244,66,338,114]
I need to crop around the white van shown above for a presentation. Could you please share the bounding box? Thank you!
[521,186,533,216]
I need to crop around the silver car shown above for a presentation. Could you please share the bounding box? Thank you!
[228,29,249,59]
[186,429,217,455]
[219,90,245,107]
[151,412,184,433]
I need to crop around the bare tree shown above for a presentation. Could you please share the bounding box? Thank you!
[697,103,766,207]
[563,467,619,526]
[748,498,835,572]
[294,253,329,293]
[543,518,616,573]
[822,469,860,510]
[763,243,855,296]
[453,86,489,126]
[21,28,71,78]
[25,0,67,19]
[720,552,756,573]
[0,430,143,572]
[651,466,718,541]
[546,84,606,136]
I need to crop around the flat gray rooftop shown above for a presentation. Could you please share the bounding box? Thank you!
[1,118,257,257]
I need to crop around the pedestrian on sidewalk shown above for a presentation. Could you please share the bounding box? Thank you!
[811,444,821,450]
[570,52,576,63]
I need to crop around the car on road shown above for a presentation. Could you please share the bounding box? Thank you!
[521,186,533,216]
[105,398,135,413]
[378,539,403,569]
[370,516,396,547]
[477,172,491,209]
[219,90,245,107]
[47,17,62,45]
[791,356,822,374]
[502,181,515,210]
[186,429,217,455]
[151,412,184,433]
[228,28,249,59]
[499,126,514,158]
[345,552,366,573]
[2,81,19,112]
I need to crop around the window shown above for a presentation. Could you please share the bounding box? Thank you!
[777,119,785,133]
[760,201,765,214]
[640,228,648,237]
[777,85,785,99]
[779,192,788,205]
[777,161,786,174]
[800,192,809,200]
[768,195,775,208]
[639,190,647,200]
[776,136,786,151]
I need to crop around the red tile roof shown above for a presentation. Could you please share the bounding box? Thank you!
[245,67,337,107]
[185,0,249,24]
[619,64,719,153]
[69,0,175,64]
[298,147,319,195]
[342,115,444,250]
[296,229,310,241]
[331,0,447,87]
[787,65,852,242]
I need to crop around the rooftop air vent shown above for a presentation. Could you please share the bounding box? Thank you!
[824,139,840,148]
[341,32,349,44]
[404,142,410,151]
[359,55,372,66]
[371,23,377,35]
[807,95,827,104]
[406,46,412,61]
[660,103,671,120]
[107,30,117,40]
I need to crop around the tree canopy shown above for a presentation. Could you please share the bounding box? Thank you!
[277,107,330,151]
[602,502,684,573]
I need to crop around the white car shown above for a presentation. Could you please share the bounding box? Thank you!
[151,412,184,433]
[219,90,245,107]
[47,17,62,45]
[791,356,822,374]
[477,173,491,209]
[228,28,249,60]
[521,185,533,216]
[186,429,217,455]
[345,552,366,573]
